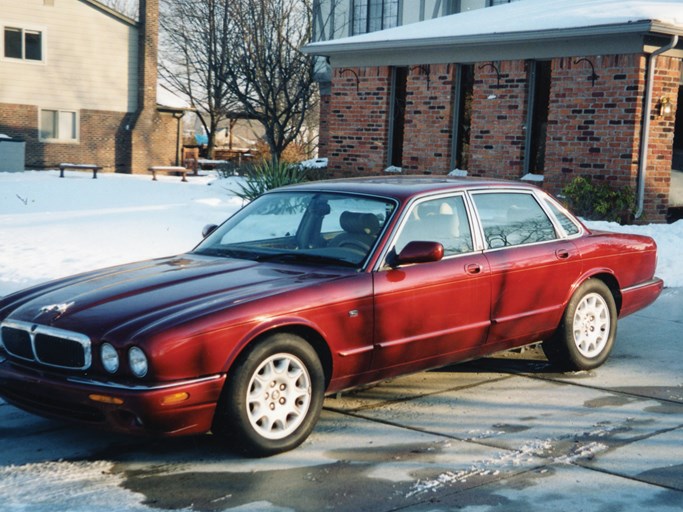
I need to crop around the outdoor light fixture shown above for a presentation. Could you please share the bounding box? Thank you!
[574,58,599,86]
[657,96,673,118]
[338,68,360,92]
[478,61,502,87]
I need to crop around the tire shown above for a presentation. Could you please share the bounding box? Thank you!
[542,279,617,371]
[212,333,325,457]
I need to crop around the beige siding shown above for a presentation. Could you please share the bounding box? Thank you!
[0,0,137,113]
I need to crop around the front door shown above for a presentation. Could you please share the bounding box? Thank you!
[372,194,491,376]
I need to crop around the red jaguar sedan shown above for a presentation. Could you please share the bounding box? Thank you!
[0,177,663,455]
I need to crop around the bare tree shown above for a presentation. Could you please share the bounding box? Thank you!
[158,0,239,158]
[222,0,318,165]
[100,0,139,19]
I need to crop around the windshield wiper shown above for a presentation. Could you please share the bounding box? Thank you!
[193,247,260,260]
[255,252,358,268]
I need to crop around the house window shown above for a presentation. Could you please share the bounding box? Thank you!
[524,60,551,173]
[451,64,474,170]
[3,27,43,61]
[40,110,77,141]
[388,66,407,168]
[352,0,399,35]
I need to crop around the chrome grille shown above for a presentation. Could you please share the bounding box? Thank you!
[0,320,91,370]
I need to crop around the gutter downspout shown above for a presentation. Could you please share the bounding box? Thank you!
[636,35,679,219]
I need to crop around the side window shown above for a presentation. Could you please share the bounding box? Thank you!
[545,199,580,236]
[394,195,474,257]
[473,192,557,249]
[3,27,43,61]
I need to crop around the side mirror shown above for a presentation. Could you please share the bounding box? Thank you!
[202,224,218,238]
[394,241,444,266]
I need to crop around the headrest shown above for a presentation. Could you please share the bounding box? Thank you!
[340,211,380,235]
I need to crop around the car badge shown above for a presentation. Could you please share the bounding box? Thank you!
[39,302,74,316]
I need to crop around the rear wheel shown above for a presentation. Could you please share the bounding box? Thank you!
[213,333,324,456]
[543,279,617,371]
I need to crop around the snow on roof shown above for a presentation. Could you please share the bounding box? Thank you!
[306,0,683,52]
[157,85,192,110]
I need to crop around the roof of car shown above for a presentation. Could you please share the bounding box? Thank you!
[278,176,540,201]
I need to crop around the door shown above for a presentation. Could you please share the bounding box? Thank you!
[471,190,582,348]
[372,194,491,375]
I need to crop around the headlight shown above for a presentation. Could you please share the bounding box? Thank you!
[128,347,148,378]
[100,343,119,373]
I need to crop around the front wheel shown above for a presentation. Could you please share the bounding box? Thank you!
[212,333,325,457]
[542,279,617,371]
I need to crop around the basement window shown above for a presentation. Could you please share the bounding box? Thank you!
[40,109,78,142]
[3,27,43,61]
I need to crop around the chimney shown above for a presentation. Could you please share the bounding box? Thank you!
[137,0,159,112]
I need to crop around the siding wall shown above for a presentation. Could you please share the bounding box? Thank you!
[0,0,137,113]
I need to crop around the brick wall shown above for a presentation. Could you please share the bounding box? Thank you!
[468,60,529,179]
[543,55,644,197]
[0,103,132,171]
[326,67,391,176]
[402,64,455,174]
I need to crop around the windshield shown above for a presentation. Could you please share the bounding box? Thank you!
[194,191,396,268]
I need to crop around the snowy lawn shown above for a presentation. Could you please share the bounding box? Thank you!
[0,169,681,298]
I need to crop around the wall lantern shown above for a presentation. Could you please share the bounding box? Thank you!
[657,96,673,118]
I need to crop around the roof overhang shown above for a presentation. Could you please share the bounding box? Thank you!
[81,0,137,27]
[304,21,683,67]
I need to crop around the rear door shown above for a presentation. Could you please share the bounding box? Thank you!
[470,190,582,349]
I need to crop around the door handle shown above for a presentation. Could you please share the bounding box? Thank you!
[555,249,570,260]
[465,263,482,275]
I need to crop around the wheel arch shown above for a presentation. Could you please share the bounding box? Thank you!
[578,272,622,315]
[234,324,333,389]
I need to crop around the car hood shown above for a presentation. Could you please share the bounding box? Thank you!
[1,254,350,342]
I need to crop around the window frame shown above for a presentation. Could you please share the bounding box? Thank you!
[2,24,46,63]
[381,191,478,269]
[39,109,79,143]
[351,0,400,36]
[468,189,560,251]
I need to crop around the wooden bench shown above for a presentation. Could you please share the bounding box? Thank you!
[59,163,101,179]
[148,166,189,182]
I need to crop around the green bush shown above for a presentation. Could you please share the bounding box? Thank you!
[561,176,635,223]
[233,160,310,202]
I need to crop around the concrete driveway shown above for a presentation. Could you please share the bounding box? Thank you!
[1,288,681,512]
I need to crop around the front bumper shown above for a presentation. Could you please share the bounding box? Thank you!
[0,358,226,437]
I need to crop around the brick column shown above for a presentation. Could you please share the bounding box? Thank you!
[402,64,456,174]
[468,60,528,179]
[326,67,392,177]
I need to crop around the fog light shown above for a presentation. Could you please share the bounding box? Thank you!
[161,392,190,406]
[89,394,124,405]
[128,346,148,377]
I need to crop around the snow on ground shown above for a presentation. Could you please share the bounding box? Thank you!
[0,170,681,297]
[0,170,245,297]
